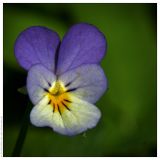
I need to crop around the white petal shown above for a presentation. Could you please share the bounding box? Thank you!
[30,96,53,127]
[69,95,101,130]
[61,95,101,135]
[30,94,101,136]
[30,96,67,134]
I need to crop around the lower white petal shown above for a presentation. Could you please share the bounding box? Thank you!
[69,95,101,130]
[30,94,101,136]
[30,96,66,134]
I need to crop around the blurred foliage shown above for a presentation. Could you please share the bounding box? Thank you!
[3,3,157,156]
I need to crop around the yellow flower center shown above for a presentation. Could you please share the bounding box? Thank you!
[46,81,72,114]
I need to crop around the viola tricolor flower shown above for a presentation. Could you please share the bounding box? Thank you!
[14,23,107,136]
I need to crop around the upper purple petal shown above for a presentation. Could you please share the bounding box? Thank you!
[14,26,60,71]
[56,23,107,75]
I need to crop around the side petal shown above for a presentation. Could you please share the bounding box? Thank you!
[30,94,101,136]
[56,23,107,75]
[58,64,107,104]
[27,64,57,105]
[14,26,60,71]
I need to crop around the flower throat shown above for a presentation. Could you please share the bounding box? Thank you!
[45,81,74,114]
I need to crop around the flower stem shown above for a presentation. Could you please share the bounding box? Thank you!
[12,100,32,157]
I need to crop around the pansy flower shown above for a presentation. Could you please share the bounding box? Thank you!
[14,23,107,136]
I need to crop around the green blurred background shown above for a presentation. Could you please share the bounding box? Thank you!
[3,3,157,157]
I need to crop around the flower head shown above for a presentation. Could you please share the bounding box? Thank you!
[14,23,108,136]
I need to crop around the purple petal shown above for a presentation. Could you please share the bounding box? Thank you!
[27,64,56,105]
[14,26,60,71]
[58,64,107,103]
[56,23,107,75]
